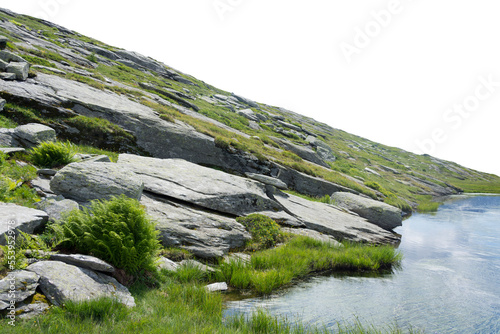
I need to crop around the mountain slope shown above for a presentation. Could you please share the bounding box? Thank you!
[1,7,499,214]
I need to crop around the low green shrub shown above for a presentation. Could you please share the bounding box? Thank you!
[52,195,161,275]
[236,214,283,250]
[30,141,76,168]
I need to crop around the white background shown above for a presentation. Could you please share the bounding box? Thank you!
[1,0,499,176]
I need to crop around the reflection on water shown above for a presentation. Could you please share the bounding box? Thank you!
[224,195,500,333]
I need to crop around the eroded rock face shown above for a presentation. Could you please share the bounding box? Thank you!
[118,154,282,216]
[141,195,251,259]
[50,161,144,203]
[331,192,402,231]
[26,261,135,307]
[0,203,48,245]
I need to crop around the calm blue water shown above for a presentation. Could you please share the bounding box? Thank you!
[224,195,500,333]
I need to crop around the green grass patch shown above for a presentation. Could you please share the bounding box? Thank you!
[0,152,40,207]
[0,115,17,129]
[19,54,56,67]
[214,236,402,295]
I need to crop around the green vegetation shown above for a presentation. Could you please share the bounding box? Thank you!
[237,214,285,251]
[19,54,56,68]
[0,231,52,271]
[416,198,440,213]
[284,190,332,204]
[2,103,140,154]
[0,152,39,207]
[214,236,402,295]
[29,141,76,168]
[52,195,161,275]
[0,115,17,128]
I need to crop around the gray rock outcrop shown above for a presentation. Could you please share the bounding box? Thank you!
[13,123,56,148]
[118,154,281,216]
[0,203,48,245]
[142,195,251,259]
[0,270,39,308]
[47,254,115,273]
[272,192,400,244]
[50,161,144,203]
[271,136,330,168]
[331,192,402,231]
[245,173,288,190]
[35,197,79,222]
[6,62,29,81]
[26,261,135,307]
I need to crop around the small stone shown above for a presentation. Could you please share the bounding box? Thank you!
[205,282,228,292]
[37,169,57,176]
[157,257,180,272]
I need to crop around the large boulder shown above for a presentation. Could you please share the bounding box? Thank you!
[50,161,144,203]
[331,192,402,231]
[13,123,56,148]
[118,154,282,216]
[0,203,48,245]
[35,197,79,222]
[141,194,251,259]
[0,270,39,309]
[26,261,135,307]
[272,192,400,244]
[6,62,29,81]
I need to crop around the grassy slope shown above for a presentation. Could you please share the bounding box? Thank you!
[1,11,499,211]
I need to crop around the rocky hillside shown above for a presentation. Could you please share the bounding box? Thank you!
[0,7,499,218]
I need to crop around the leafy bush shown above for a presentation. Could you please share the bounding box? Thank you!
[236,214,283,250]
[53,195,160,275]
[30,141,76,168]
